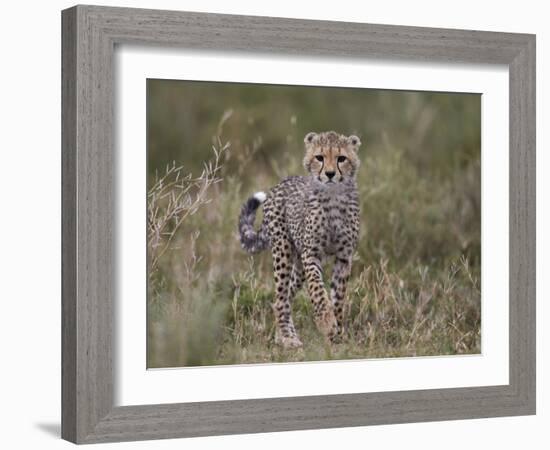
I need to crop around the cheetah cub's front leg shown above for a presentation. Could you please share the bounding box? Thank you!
[302,250,339,342]
[331,255,353,337]
[271,239,303,349]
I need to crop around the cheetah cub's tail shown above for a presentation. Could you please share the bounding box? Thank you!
[239,191,268,254]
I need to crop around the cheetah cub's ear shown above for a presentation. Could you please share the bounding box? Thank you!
[304,132,318,145]
[348,135,361,151]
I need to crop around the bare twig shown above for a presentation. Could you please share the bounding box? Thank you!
[147,137,229,276]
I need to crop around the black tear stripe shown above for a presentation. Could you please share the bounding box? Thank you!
[318,160,324,177]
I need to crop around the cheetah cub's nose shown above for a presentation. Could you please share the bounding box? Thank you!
[326,171,336,180]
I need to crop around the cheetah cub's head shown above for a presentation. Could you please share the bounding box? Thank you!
[303,131,361,186]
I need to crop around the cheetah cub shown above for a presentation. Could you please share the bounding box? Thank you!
[238,131,361,349]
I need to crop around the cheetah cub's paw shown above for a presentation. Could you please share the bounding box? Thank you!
[315,309,339,343]
[275,333,304,350]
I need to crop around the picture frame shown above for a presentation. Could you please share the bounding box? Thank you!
[61,4,536,444]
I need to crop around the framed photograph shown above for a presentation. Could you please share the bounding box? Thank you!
[61,5,536,444]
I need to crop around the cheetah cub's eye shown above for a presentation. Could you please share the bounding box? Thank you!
[337,156,347,163]
[315,155,324,162]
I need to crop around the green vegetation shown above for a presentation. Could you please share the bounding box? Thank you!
[147,80,481,368]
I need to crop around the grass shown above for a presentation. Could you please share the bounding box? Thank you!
[146,81,481,368]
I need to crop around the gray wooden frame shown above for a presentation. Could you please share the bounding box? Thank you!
[61,4,536,444]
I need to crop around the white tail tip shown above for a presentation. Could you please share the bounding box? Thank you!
[254,191,267,203]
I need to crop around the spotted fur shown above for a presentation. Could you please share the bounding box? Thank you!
[238,192,269,254]
[238,131,361,348]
